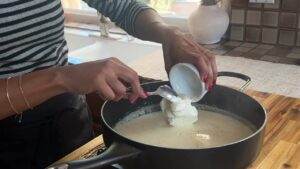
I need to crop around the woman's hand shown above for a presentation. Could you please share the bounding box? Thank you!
[134,9,217,90]
[162,27,217,91]
[59,58,147,102]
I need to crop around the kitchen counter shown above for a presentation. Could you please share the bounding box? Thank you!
[52,90,300,169]
[127,50,300,98]
[65,29,300,98]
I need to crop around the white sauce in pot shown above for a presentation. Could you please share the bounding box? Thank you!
[114,108,255,149]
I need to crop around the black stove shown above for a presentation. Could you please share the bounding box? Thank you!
[96,147,126,169]
[95,147,145,169]
[102,164,124,169]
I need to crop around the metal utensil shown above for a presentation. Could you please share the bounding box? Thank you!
[147,85,180,102]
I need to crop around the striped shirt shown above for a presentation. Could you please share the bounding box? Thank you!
[0,0,150,78]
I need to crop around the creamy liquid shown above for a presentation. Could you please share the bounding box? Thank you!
[114,108,255,149]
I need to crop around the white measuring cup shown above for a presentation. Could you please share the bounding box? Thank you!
[169,63,207,102]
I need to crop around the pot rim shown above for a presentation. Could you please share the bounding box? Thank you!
[100,81,267,151]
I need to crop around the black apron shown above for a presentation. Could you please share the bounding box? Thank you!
[0,93,94,169]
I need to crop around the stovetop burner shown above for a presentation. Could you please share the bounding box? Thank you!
[96,147,125,169]
[101,164,124,169]
[95,147,143,169]
[93,145,151,169]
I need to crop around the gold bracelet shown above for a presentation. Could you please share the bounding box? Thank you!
[6,77,21,115]
[18,75,32,110]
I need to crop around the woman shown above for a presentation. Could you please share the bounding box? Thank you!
[0,0,217,168]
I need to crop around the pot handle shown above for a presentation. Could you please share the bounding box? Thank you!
[217,72,251,92]
[47,142,141,169]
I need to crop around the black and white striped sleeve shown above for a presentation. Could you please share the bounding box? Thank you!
[82,0,151,35]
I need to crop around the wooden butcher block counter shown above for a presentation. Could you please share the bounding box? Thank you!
[54,90,300,169]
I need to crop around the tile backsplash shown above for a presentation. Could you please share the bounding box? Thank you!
[229,0,300,46]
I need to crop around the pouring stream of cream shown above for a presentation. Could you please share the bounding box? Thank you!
[160,95,198,127]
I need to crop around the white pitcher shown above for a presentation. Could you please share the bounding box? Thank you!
[188,0,229,44]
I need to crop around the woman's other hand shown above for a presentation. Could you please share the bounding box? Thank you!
[59,57,147,102]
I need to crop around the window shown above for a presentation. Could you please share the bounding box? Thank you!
[62,0,199,17]
[138,0,199,17]
[62,0,201,32]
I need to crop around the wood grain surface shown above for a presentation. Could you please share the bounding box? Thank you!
[54,90,300,169]
[246,90,300,169]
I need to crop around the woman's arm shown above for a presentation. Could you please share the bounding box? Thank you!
[82,0,151,35]
[0,68,65,120]
[133,9,218,90]
[0,58,146,120]
[82,0,217,89]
